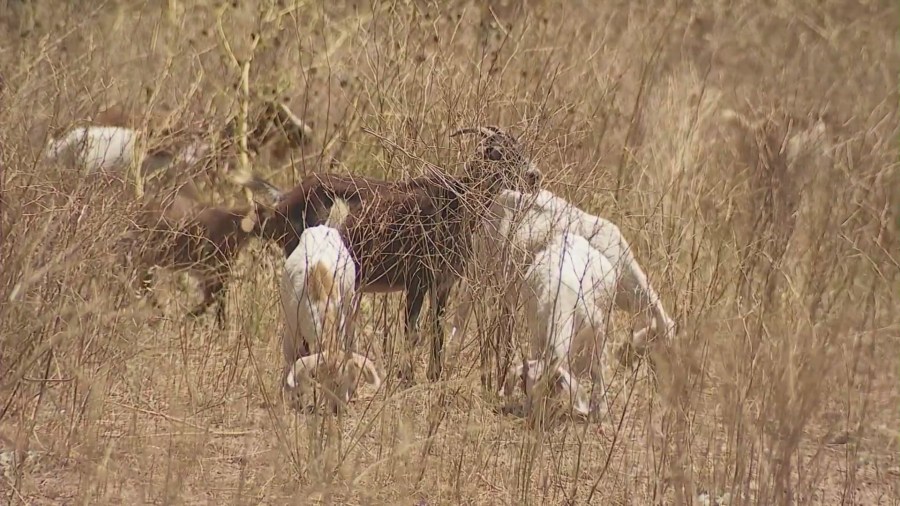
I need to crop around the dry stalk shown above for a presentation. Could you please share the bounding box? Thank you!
[216,14,260,213]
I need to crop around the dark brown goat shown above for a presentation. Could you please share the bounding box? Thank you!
[123,188,264,328]
[254,126,542,383]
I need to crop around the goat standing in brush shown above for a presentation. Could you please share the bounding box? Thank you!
[281,198,381,413]
[123,186,267,328]
[503,232,617,418]
[43,100,312,177]
[256,126,542,384]
[452,188,676,364]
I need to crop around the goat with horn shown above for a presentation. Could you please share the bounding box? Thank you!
[250,124,542,384]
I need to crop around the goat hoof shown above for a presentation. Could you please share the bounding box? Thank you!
[285,389,313,414]
[396,369,415,389]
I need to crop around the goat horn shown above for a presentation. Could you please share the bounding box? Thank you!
[274,102,314,141]
[450,126,503,138]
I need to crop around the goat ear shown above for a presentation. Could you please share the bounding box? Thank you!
[289,354,324,388]
[524,167,543,190]
[553,368,592,417]
[232,172,283,204]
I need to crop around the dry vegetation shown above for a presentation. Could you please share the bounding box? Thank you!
[1,0,899,504]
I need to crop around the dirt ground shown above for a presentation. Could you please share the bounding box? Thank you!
[1,1,898,504]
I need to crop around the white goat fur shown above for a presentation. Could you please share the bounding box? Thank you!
[42,102,313,176]
[505,232,617,416]
[42,126,200,175]
[453,188,675,348]
[44,126,138,173]
[280,199,380,410]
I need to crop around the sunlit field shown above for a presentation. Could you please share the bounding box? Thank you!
[1,1,898,504]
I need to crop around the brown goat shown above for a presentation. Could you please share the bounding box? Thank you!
[123,187,263,328]
[254,126,542,383]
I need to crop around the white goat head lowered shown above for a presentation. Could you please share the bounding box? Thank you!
[451,187,676,389]
[280,198,381,413]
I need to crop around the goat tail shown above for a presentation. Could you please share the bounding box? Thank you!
[308,261,340,341]
[324,198,351,230]
[450,126,503,139]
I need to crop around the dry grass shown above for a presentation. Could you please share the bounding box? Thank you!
[1,0,899,504]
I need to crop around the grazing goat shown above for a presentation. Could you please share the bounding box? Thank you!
[43,126,144,174]
[123,187,264,327]
[43,100,312,176]
[256,126,542,383]
[503,232,617,417]
[281,198,381,412]
[452,188,676,353]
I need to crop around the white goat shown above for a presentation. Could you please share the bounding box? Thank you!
[44,126,137,173]
[280,198,381,412]
[453,188,675,350]
[41,124,213,178]
[42,101,312,176]
[504,232,617,417]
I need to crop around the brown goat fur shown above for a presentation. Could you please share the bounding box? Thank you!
[124,188,262,327]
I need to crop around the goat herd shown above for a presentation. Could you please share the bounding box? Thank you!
[42,101,677,420]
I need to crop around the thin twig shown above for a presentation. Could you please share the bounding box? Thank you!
[360,126,446,174]
[111,401,256,437]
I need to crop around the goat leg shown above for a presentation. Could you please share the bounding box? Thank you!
[479,310,500,392]
[405,289,426,347]
[187,275,226,326]
[588,367,610,422]
[213,282,228,329]
[487,301,516,392]
[479,341,492,393]
[426,281,452,382]
[399,286,427,385]
[134,267,162,309]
